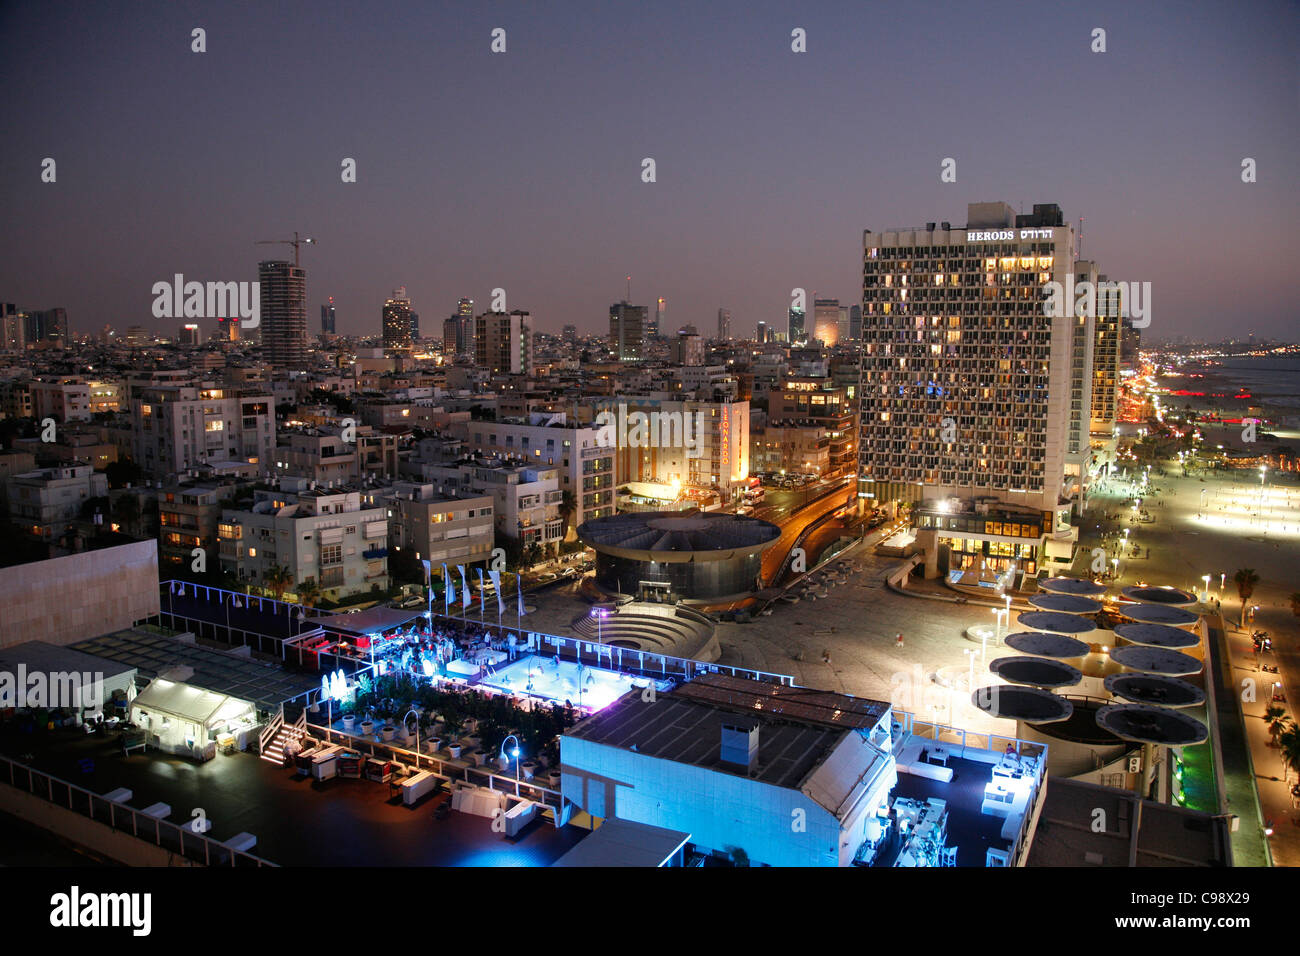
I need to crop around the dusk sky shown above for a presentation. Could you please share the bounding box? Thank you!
[2,0,1297,341]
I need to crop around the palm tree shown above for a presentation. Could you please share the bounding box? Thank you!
[297,577,321,609]
[264,565,293,603]
[1234,568,1261,627]
[558,490,578,542]
[1264,705,1288,746]
[1278,720,1300,784]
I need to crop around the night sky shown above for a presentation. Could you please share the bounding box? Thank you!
[1,0,1296,340]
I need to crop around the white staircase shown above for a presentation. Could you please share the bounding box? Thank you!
[259,708,308,765]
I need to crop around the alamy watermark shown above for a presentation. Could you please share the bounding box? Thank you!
[594,404,707,458]
[0,667,105,709]
[152,274,260,327]
[1042,274,1150,328]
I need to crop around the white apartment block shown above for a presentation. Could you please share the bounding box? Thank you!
[454,417,615,527]
[409,458,563,551]
[131,384,276,481]
[30,379,92,423]
[218,481,389,599]
[6,464,108,540]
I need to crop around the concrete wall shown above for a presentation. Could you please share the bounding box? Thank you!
[0,540,160,649]
[0,784,200,866]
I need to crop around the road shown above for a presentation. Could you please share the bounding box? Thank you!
[759,479,854,586]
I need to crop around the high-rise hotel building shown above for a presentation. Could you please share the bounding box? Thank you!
[858,202,1085,578]
[259,260,308,369]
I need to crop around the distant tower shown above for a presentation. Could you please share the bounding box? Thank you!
[382,288,414,351]
[259,260,308,368]
[717,308,732,341]
[321,297,336,335]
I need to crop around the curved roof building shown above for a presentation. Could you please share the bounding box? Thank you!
[578,512,782,601]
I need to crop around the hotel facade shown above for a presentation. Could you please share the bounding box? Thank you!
[857,202,1087,578]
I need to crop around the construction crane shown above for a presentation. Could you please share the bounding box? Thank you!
[255,231,316,267]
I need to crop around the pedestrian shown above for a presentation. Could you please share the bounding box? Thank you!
[896,632,904,648]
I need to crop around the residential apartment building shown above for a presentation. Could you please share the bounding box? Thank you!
[218,481,389,599]
[751,421,830,476]
[30,378,92,423]
[767,378,856,478]
[455,417,615,528]
[474,310,534,375]
[408,457,563,551]
[157,481,245,570]
[609,302,646,362]
[130,384,276,480]
[6,464,108,541]
[274,427,360,486]
[382,480,494,568]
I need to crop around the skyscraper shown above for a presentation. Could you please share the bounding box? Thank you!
[756,320,768,343]
[651,297,665,338]
[609,301,646,362]
[258,260,308,368]
[442,297,473,355]
[858,202,1078,576]
[320,297,337,335]
[849,305,862,342]
[717,308,732,341]
[813,298,840,347]
[475,310,534,375]
[788,307,805,344]
[382,287,414,351]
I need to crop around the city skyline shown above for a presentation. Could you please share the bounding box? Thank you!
[2,1,1297,341]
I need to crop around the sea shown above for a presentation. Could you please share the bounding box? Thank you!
[1215,355,1300,404]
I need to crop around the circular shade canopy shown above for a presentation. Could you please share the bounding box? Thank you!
[1121,585,1198,607]
[1096,704,1208,746]
[989,656,1082,689]
[1018,611,1098,635]
[1104,673,1206,708]
[1115,603,1199,627]
[1005,631,1092,659]
[1109,645,1203,677]
[1029,593,1103,615]
[1113,622,1200,651]
[1038,577,1108,597]
[970,685,1073,724]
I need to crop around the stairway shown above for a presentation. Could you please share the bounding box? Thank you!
[259,706,308,765]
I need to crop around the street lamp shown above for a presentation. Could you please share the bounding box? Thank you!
[1111,557,1119,581]
[403,707,420,770]
[1201,574,1211,603]
[590,606,608,644]
[500,733,522,789]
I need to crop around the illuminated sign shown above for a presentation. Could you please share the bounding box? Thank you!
[966,228,1055,242]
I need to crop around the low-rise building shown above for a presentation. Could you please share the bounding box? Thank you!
[218,480,389,600]
[381,480,494,568]
[5,464,108,541]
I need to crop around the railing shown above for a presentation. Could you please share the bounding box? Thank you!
[305,722,564,811]
[259,707,284,755]
[0,754,276,867]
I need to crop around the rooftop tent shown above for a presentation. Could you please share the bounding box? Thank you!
[128,677,256,759]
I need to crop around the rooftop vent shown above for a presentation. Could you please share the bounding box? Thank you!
[720,720,759,772]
